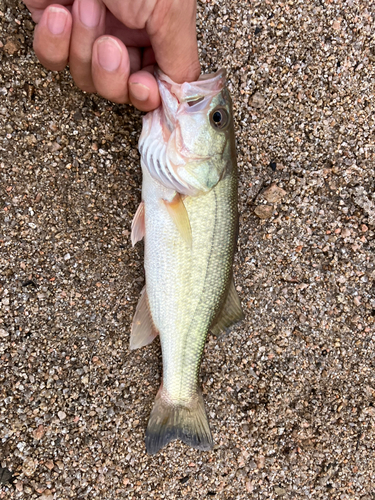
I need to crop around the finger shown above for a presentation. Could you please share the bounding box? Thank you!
[91,35,131,103]
[142,46,156,69]
[24,0,72,23]
[102,0,200,83]
[148,0,200,83]
[70,0,105,92]
[33,4,72,71]
[105,11,150,47]
[129,68,160,112]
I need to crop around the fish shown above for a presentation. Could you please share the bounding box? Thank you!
[130,68,244,455]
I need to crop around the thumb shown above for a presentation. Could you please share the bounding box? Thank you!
[147,0,200,83]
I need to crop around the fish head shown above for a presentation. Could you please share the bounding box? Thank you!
[139,69,235,196]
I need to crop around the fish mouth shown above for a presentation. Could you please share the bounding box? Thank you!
[156,68,227,102]
[156,68,227,131]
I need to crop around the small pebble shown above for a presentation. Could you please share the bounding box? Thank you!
[275,487,287,497]
[250,91,265,108]
[4,38,20,55]
[15,481,23,492]
[22,458,37,477]
[33,425,45,440]
[254,205,274,219]
[262,184,287,203]
[39,494,54,500]
[341,228,351,238]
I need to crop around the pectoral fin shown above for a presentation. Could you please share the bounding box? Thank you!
[210,277,244,336]
[130,286,159,350]
[131,201,145,246]
[162,194,192,248]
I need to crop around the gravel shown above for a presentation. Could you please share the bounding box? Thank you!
[1,0,374,498]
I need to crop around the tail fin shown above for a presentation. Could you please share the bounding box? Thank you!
[145,386,213,455]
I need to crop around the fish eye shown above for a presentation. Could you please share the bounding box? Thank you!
[210,107,229,130]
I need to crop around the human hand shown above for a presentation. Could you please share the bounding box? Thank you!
[24,0,200,111]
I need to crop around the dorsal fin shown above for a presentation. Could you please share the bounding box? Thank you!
[130,286,159,350]
[210,277,244,336]
[162,193,192,248]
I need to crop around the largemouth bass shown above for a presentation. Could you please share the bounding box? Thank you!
[130,69,243,454]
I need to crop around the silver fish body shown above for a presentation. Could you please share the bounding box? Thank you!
[131,69,243,454]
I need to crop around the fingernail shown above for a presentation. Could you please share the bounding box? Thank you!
[97,37,122,72]
[129,82,150,102]
[47,6,68,35]
[79,0,101,28]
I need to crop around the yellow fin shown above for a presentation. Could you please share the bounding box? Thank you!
[162,194,192,247]
[131,201,145,246]
[210,277,244,336]
[130,286,159,350]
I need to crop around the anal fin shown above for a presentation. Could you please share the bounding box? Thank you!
[131,201,145,246]
[130,286,159,350]
[162,193,192,248]
[210,277,244,336]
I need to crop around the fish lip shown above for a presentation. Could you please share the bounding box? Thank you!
[156,68,227,105]
[156,67,226,87]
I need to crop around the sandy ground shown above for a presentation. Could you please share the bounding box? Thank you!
[1,0,375,498]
